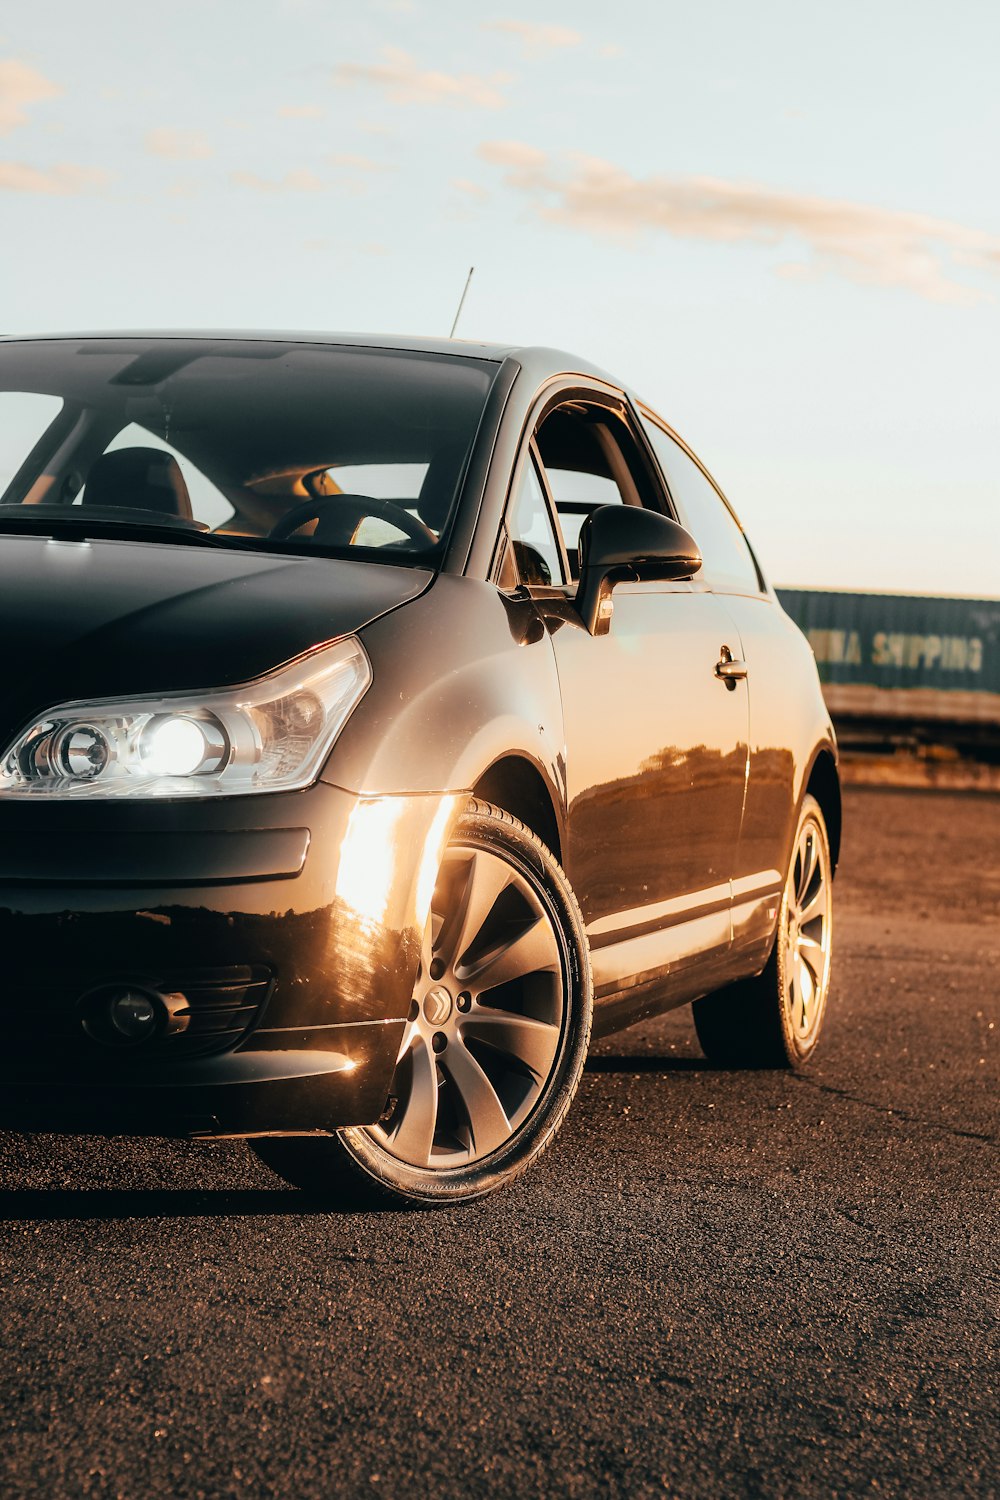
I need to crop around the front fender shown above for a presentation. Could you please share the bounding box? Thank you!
[325,576,567,808]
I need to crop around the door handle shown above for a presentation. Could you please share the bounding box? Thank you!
[715,645,748,689]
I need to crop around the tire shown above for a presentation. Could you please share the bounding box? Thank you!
[692,793,834,1069]
[252,798,593,1207]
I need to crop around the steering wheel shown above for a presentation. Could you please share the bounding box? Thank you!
[268,493,437,547]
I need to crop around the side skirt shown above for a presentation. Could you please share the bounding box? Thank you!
[588,891,777,1040]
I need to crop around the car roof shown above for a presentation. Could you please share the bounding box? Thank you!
[0,329,621,388]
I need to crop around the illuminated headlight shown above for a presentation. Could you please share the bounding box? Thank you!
[140,715,229,778]
[0,636,371,800]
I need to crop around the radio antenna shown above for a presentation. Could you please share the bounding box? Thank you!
[449,266,475,338]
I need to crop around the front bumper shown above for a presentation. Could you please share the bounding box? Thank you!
[0,781,456,1136]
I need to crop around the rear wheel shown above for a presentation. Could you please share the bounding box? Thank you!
[252,799,592,1207]
[692,794,834,1068]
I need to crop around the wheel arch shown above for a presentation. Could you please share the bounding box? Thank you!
[804,747,842,871]
[471,754,564,864]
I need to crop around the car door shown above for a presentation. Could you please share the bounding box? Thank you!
[500,387,750,1027]
[638,409,794,962]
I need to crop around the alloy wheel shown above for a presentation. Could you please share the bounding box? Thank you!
[366,843,567,1168]
[782,813,833,1046]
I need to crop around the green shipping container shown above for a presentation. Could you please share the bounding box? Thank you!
[776,589,1000,727]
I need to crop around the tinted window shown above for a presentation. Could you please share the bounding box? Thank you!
[318,461,428,501]
[314,461,431,548]
[0,340,496,563]
[641,417,760,594]
[0,393,63,498]
[101,422,235,530]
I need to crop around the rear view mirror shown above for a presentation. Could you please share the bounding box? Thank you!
[576,504,702,634]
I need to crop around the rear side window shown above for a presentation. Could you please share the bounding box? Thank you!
[641,416,761,594]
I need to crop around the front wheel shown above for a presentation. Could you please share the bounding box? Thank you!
[252,799,592,1207]
[692,793,834,1068]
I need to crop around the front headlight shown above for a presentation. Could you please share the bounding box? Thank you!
[0,636,371,800]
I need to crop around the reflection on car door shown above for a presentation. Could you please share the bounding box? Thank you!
[522,397,750,1030]
[639,410,798,968]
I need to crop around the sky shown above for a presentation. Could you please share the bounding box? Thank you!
[0,0,998,594]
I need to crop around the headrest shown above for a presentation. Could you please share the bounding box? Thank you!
[417,444,468,533]
[83,447,193,520]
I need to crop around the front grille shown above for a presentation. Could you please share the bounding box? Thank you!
[2,965,273,1063]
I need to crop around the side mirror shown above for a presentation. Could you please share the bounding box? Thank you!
[576,504,702,635]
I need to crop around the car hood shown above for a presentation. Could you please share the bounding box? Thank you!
[0,533,430,743]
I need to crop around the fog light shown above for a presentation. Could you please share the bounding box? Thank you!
[79,983,190,1047]
[108,989,158,1040]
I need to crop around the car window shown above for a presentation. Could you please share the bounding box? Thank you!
[533,404,651,579]
[101,424,235,530]
[0,340,496,564]
[506,453,565,587]
[640,416,761,594]
[319,462,428,501]
[545,467,623,564]
[315,462,430,547]
[0,393,64,500]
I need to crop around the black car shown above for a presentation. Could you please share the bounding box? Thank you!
[0,333,839,1206]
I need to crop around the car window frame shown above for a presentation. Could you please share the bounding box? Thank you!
[492,380,678,596]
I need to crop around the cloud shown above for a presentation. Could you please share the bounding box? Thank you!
[303,236,388,256]
[359,119,396,138]
[0,160,108,193]
[335,48,509,108]
[145,127,213,160]
[325,152,394,197]
[452,177,490,203]
[479,140,546,171]
[0,59,61,133]
[477,142,1000,303]
[279,104,325,119]
[232,168,326,192]
[327,152,392,173]
[483,20,582,58]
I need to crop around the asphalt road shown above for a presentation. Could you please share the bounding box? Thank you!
[1,787,997,1500]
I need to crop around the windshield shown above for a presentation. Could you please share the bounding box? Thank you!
[0,338,498,562]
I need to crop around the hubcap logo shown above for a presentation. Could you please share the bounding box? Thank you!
[424,986,453,1026]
